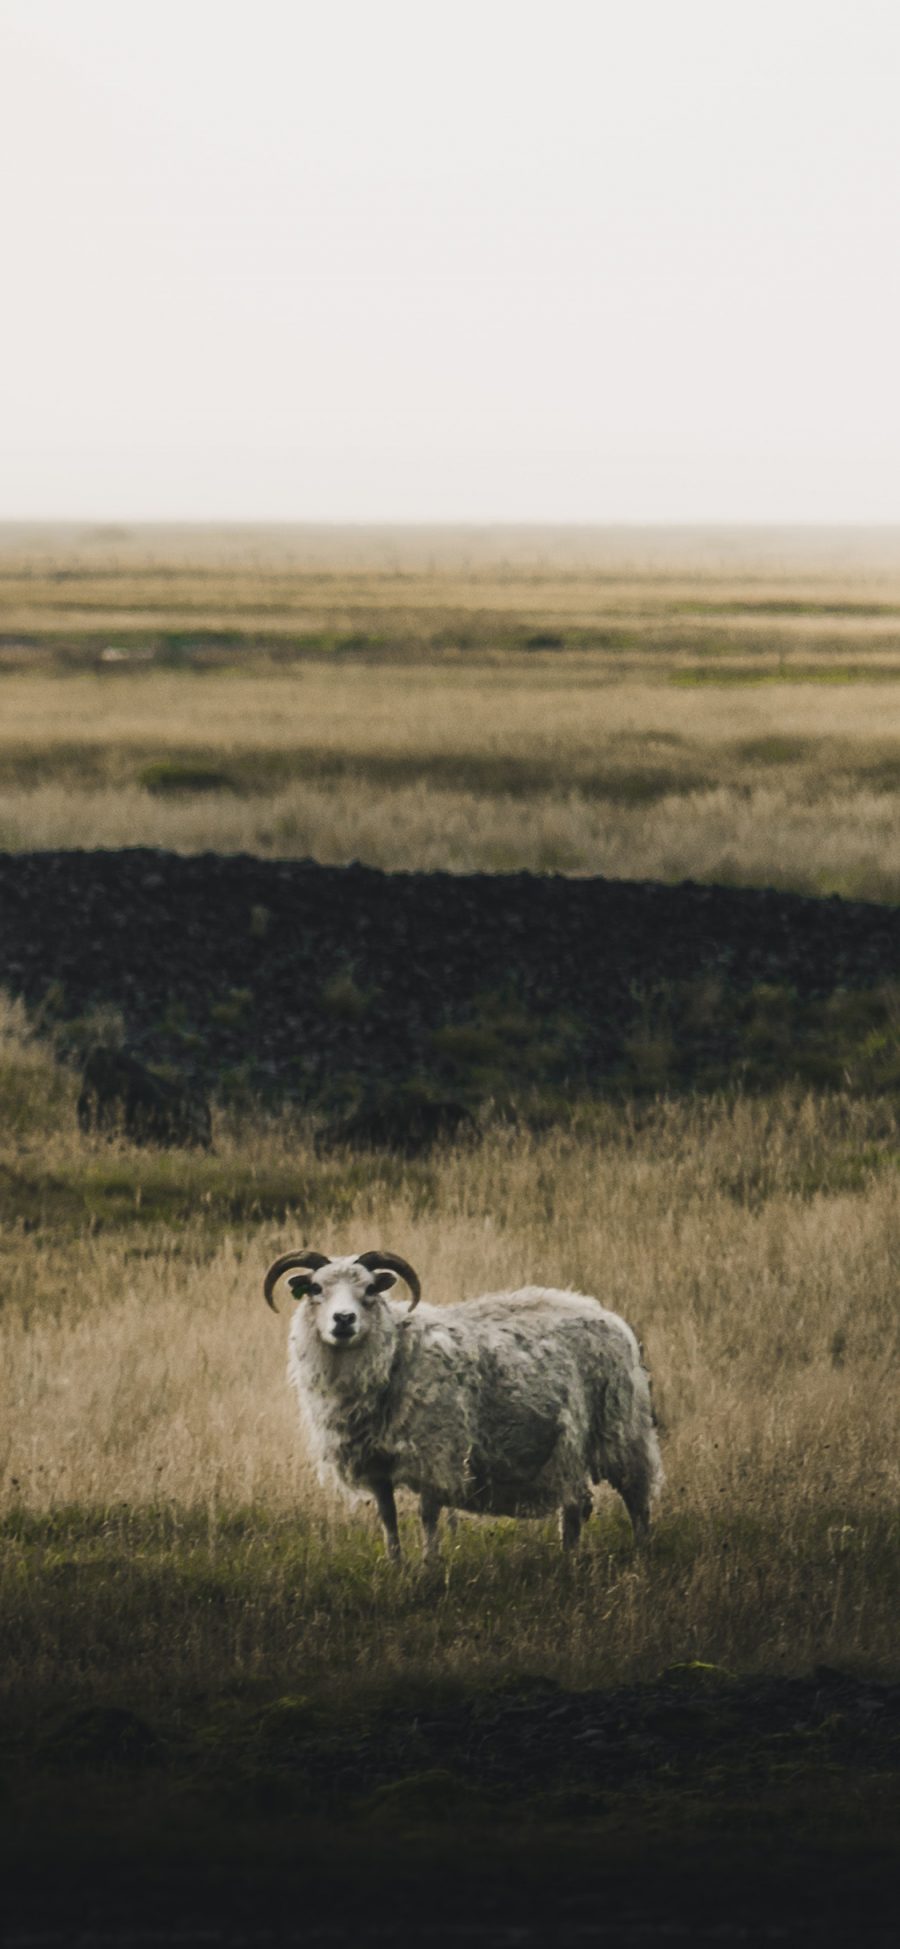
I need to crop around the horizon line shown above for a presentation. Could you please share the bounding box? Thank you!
[3,516,900,533]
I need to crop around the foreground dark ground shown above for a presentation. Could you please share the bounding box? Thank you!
[4,1665,899,1942]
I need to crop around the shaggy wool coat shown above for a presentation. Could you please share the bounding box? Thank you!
[288,1286,661,1524]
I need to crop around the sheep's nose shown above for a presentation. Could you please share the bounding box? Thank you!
[332,1312,356,1331]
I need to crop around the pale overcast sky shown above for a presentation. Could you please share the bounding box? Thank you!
[2,0,899,522]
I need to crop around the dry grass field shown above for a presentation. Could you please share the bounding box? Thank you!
[4,520,900,636]
[1,525,898,1701]
[3,1018,900,1929]
[0,523,898,895]
[1,1006,898,1711]
[2,528,898,1932]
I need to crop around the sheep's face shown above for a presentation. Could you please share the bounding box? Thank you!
[289,1256,396,1349]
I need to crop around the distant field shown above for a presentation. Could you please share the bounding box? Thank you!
[0,522,898,897]
[4,520,900,644]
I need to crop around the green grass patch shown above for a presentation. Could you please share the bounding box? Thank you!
[428,992,588,1104]
[732,735,816,764]
[0,1143,319,1236]
[138,760,242,795]
[319,969,372,1023]
[672,663,900,686]
[674,599,900,617]
[2,1500,898,1716]
[613,977,900,1104]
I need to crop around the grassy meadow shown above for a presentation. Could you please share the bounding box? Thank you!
[0,522,899,896]
[2,1013,899,1926]
[1,527,899,1926]
[1,1005,898,1713]
[1,523,898,1703]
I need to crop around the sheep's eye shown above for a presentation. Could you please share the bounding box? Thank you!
[308,1282,322,1298]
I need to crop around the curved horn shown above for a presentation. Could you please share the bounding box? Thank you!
[263,1250,330,1312]
[355,1250,421,1310]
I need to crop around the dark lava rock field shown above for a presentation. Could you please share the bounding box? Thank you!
[1,849,899,1108]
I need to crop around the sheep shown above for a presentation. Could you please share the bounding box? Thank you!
[263,1248,662,1560]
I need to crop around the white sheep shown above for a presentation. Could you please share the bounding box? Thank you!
[264,1248,662,1560]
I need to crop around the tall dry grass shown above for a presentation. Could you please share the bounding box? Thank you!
[0,664,898,895]
[1,1014,898,1704]
[1,524,899,897]
[0,775,897,894]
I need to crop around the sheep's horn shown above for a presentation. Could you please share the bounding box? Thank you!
[264,1250,331,1312]
[355,1250,421,1310]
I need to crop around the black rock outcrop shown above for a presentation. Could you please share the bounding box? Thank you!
[0,850,897,1103]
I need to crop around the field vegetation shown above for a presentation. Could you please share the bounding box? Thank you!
[2,1002,899,1923]
[0,523,898,897]
[1,1005,897,1714]
[2,526,898,1928]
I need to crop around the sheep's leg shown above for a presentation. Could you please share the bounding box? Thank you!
[620,1467,653,1547]
[420,1491,443,1561]
[559,1490,592,1552]
[369,1479,401,1562]
[559,1502,583,1551]
[623,1491,651,1546]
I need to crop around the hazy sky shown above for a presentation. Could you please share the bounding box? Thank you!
[2,0,899,522]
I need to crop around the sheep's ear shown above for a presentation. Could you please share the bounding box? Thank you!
[370,1270,396,1293]
[287,1274,313,1298]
